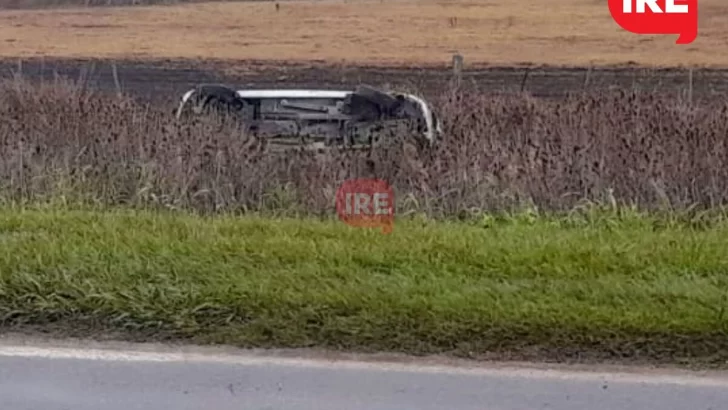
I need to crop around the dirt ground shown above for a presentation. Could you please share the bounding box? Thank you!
[2,57,725,103]
[0,0,725,67]
[0,0,725,103]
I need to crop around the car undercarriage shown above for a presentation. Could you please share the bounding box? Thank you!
[174,84,442,152]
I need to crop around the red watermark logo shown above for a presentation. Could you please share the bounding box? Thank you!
[335,178,394,234]
[608,0,698,44]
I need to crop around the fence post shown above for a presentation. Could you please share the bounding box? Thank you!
[583,65,592,91]
[520,68,530,93]
[688,67,694,104]
[452,54,463,86]
[111,61,122,98]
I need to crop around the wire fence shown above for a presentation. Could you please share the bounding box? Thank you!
[2,56,726,102]
[446,55,723,102]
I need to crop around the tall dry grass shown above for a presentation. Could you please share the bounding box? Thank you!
[2,76,728,218]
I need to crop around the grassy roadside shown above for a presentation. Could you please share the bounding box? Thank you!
[1,206,728,365]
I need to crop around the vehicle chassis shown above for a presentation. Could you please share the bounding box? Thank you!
[175,84,442,151]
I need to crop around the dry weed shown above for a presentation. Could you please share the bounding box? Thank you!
[2,76,727,217]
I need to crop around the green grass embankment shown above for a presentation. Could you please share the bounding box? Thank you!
[1,207,727,365]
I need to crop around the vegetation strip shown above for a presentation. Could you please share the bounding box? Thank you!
[1,207,727,365]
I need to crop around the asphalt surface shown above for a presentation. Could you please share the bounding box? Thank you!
[1,341,728,410]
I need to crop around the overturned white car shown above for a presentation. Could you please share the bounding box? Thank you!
[175,84,442,150]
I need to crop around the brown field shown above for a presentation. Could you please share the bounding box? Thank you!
[0,0,726,67]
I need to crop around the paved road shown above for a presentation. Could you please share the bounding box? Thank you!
[1,340,728,410]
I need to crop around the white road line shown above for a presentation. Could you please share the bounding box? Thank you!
[0,344,727,388]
